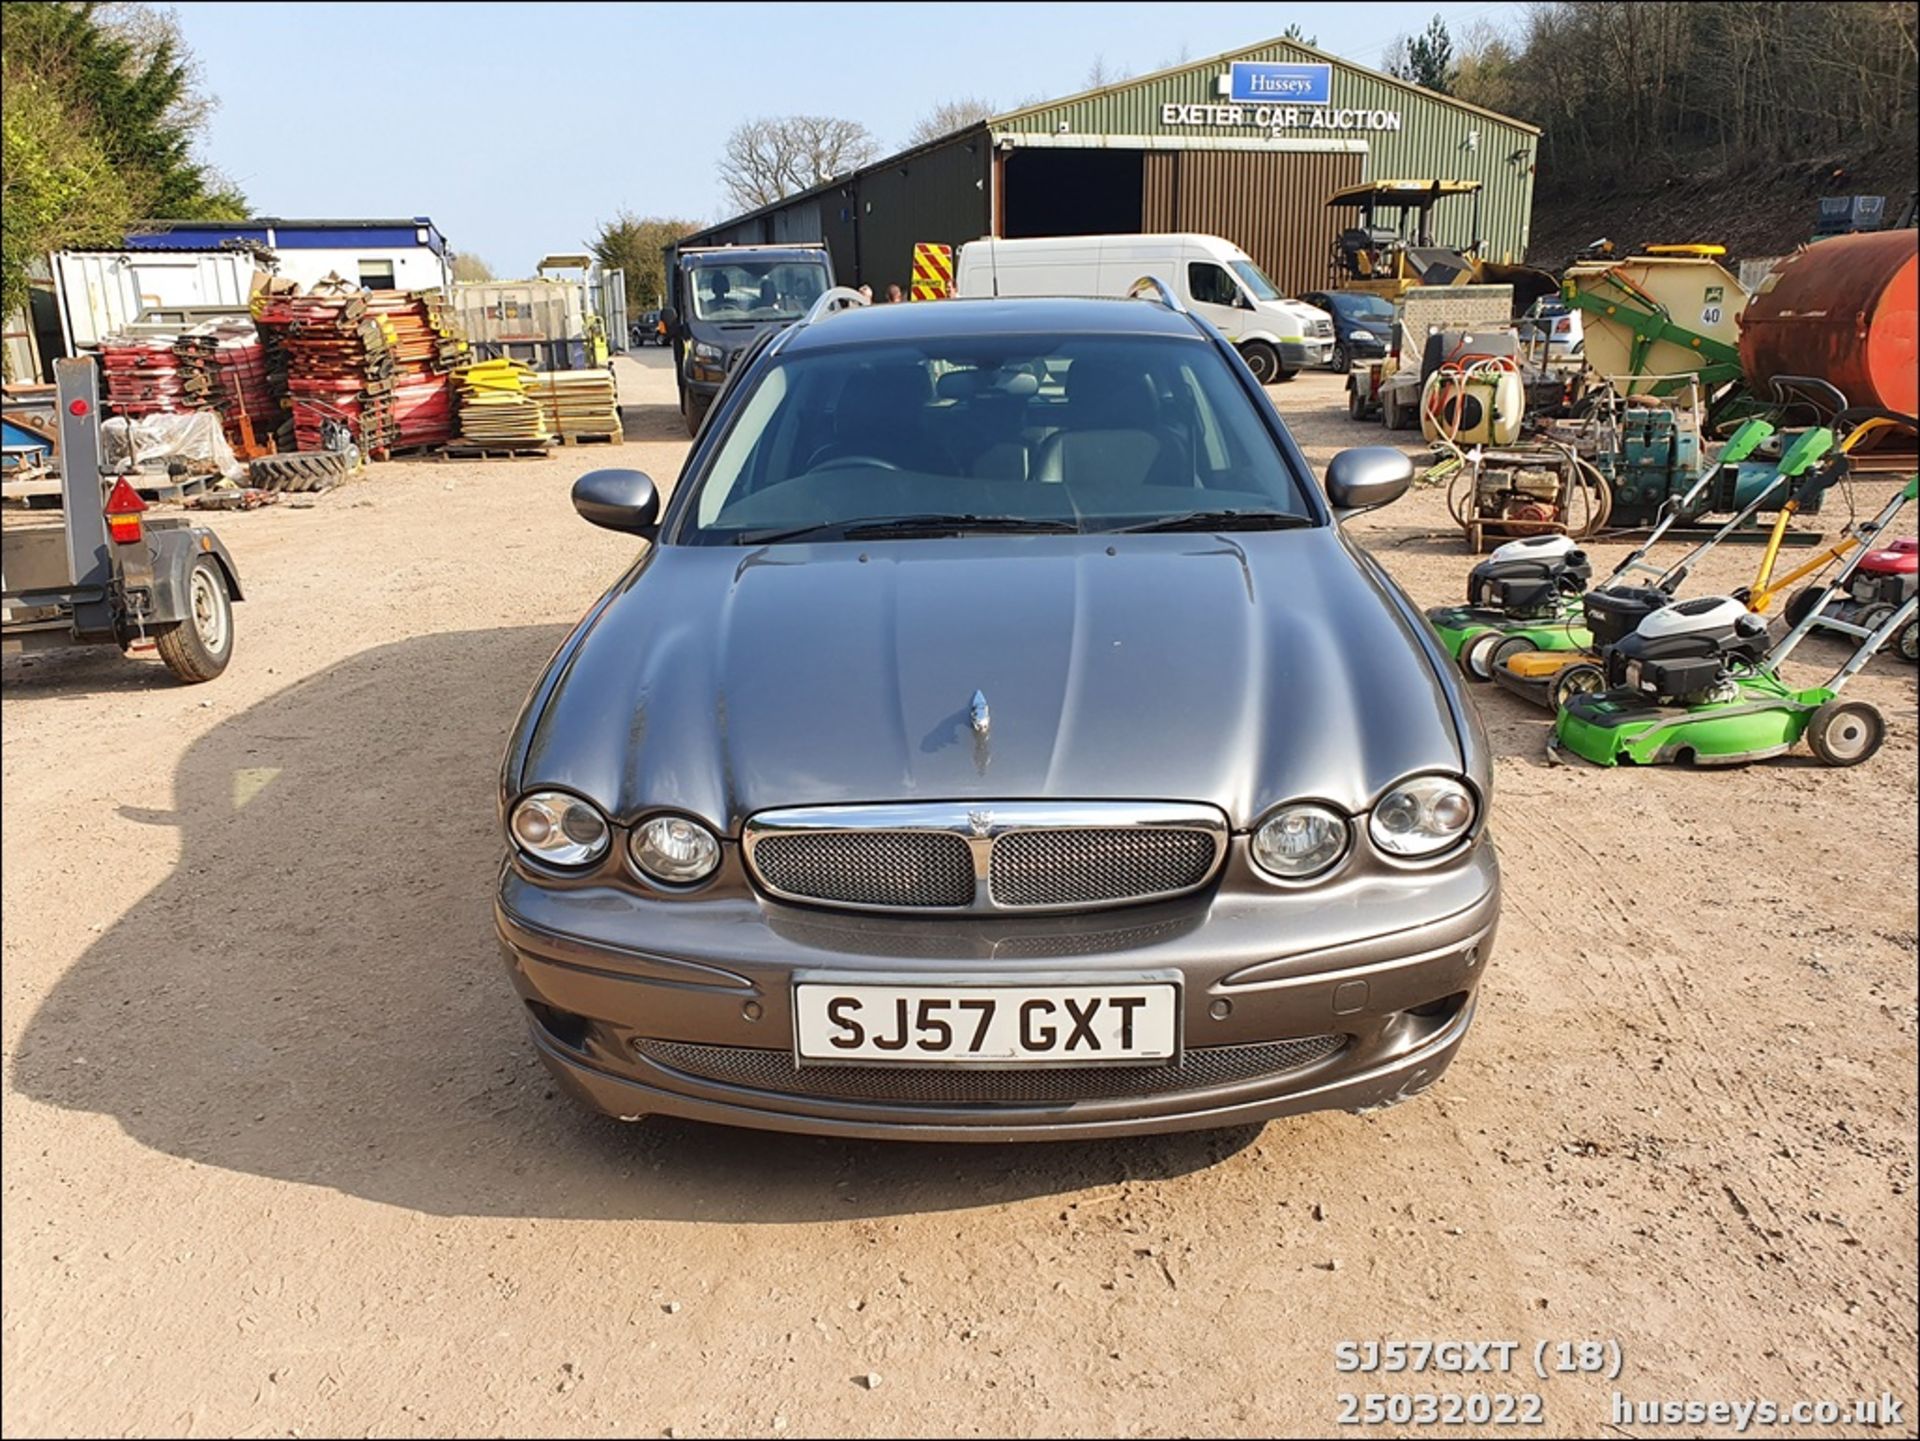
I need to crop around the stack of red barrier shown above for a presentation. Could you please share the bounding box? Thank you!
[99,337,187,417]
[252,288,466,457]
[365,291,464,451]
[175,323,278,449]
[252,291,397,455]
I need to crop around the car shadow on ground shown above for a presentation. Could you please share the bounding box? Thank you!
[12,626,1257,1222]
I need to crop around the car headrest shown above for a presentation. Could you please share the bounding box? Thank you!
[1065,357,1157,429]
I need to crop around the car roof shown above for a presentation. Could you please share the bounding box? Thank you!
[778,295,1202,353]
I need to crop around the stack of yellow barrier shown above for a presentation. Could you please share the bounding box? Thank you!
[452,358,550,446]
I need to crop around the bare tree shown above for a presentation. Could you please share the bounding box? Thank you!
[907,96,998,146]
[1085,54,1130,88]
[717,115,880,212]
[450,252,494,283]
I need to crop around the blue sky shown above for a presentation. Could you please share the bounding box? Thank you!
[170,1,1523,276]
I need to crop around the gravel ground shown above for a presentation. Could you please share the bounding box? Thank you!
[3,352,1914,1438]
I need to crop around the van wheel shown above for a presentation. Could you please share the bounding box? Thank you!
[1332,341,1351,373]
[683,392,710,437]
[1240,342,1280,385]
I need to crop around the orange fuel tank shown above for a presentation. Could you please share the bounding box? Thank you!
[1739,229,1917,416]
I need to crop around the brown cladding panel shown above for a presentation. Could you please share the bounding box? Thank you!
[1142,149,1365,297]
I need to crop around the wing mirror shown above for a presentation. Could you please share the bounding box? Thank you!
[659,306,680,335]
[1325,447,1414,519]
[572,468,660,537]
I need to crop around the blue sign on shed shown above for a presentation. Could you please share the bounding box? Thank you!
[1228,62,1332,105]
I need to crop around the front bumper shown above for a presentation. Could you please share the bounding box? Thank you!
[496,834,1500,1140]
[1282,338,1336,370]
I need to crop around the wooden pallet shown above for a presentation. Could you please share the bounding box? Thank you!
[439,443,554,461]
[555,431,623,446]
[2,472,209,507]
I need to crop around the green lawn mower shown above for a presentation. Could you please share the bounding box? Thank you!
[1551,474,1918,769]
[1427,416,1780,682]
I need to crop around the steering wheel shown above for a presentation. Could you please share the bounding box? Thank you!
[811,453,903,472]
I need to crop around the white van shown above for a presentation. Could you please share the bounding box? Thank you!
[953,233,1334,382]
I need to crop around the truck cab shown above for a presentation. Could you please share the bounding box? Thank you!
[664,244,835,435]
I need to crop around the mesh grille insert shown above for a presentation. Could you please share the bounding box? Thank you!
[752,831,974,908]
[989,828,1216,907]
[635,1035,1346,1106]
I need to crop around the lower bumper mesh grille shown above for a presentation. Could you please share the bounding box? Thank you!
[632,1035,1345,1106]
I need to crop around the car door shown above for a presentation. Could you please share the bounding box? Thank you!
[1184,258,1249,340]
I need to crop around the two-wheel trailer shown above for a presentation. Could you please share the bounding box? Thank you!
[2,357,242,683]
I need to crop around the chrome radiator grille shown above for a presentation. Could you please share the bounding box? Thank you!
[743,802,1227,914]
[1309,315,1334,338]
[635,1035,1345,1105]
[751,832,974,908]
[989,827,1217,907]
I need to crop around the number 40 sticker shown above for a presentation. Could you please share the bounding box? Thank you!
[1702,285,1725,327]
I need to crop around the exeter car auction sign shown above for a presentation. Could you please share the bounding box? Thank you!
[1159,60,1404,136]
[1161,102,1404,134]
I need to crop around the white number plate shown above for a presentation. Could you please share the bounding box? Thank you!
[793,982,1178,1064]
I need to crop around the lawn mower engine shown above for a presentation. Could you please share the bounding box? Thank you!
[1837,536,1917,627]
[1604,596,1772,704]
[1467,534,1592,616]
[1581,583,1671,649]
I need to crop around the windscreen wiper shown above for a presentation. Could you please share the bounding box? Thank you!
[1111,509,1315,534]
[842,514,1079,539]
[733,515,1079,545]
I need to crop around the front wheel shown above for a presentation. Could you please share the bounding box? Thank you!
[682,391,710,437]
[1331,341,1350,373]
[1805,698,1885,766]
[153,555,233,684]
[1898,617,1919,663]
[1240,341,1280,385]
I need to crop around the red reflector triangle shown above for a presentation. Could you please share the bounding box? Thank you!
[104,477,148,515]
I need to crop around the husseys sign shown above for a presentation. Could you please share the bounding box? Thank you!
[1160,61,1403,135]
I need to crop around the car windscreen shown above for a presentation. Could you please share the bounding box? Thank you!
[677,334,1318,544]
[688,261,829,323]
[1336,294,1396,322]
[1228,259,1282,302]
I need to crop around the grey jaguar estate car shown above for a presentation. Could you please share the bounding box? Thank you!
[496,286,1499,1141]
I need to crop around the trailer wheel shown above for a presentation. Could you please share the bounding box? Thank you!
[248,449,348,493]
[1240,342,1281,385]
[1347,383,1368,421]
[1805,698,1884,767]
[153,556,233,684]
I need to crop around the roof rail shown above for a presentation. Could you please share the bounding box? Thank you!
[1127,275,1187,314]
[801,286,871,326]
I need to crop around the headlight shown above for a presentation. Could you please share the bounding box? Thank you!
[509,791,609,867]
[1252,804,1350,879]
[691,341,722,361]
[630,814,721,884]
[1369,776,1476,858]
[1349,329,1373,342]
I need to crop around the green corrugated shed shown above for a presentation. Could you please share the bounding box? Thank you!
[992,38,1540,263]
[678,34,1541,288]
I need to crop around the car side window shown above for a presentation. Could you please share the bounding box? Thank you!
[1187,262,1241,308]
